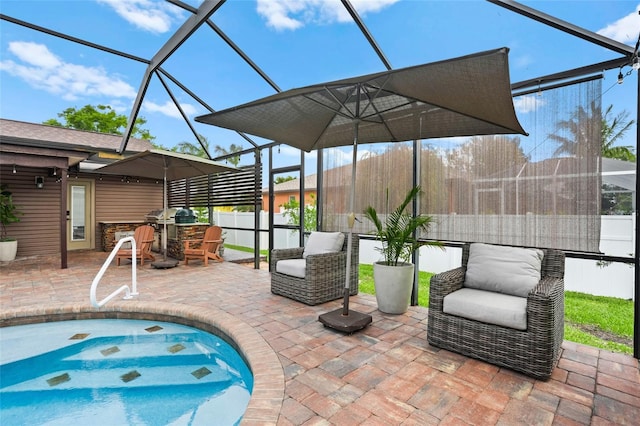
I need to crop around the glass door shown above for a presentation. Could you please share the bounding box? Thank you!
[67,179,94,250]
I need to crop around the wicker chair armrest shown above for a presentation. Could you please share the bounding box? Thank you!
[271,247,305,268]
[527,276,564,314]
[530,276,563,298]
[304,250,346,268]
[428,266,466,312]
[304,251,347,280]
[526,276,564,342]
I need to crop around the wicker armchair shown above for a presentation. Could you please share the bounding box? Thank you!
[427,243,565,380]
[270,232,359,305]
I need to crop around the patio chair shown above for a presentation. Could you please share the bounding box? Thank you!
[183,226,224,266]
[427,242,565,380]
[270,232,359,305]
[115,225,156,266]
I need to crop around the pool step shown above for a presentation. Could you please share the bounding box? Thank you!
[2,363,233,392]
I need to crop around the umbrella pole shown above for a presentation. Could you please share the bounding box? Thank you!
[152,163,178,269]
[341,126,359,316]
[163,169,167,261]
[319,117,372,333]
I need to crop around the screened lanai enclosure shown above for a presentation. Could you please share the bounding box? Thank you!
[1,1,638,354]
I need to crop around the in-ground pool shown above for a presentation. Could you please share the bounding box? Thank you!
[0,319,253,425]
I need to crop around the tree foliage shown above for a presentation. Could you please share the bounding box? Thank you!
[275,176,296,184]
[214,143,243,166]
[447,135,529,178]
[43,104,154,140]
[173,134,211,158]
[282,193,317,232]
[549,102,635,161]
[601,105,636,162]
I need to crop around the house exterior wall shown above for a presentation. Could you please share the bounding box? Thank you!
[1,167,162,259]
[262,190,316,212]
[1,166,61,258]
[94,175,163,247]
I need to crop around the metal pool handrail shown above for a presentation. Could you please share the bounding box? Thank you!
[90,236,138,307]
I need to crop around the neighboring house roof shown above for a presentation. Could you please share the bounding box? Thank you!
[602,157,635,192]
[262,174,317,193]
[0,118,153,165]
[474,156,635,193]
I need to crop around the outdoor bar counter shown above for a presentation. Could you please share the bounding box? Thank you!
[166,223,209,260]
[100,221,148,252]
[100,222,209,260]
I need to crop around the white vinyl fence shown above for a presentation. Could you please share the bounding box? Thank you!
[213,212,635,301]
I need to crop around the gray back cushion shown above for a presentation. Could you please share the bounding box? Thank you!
[303,232,345,258]
[464,243,544,297]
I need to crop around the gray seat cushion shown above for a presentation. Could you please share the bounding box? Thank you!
[443,288,528,330]
[275,258,306,278]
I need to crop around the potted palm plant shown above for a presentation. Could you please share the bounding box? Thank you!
[363,186,441,314]
[0,184,22,261]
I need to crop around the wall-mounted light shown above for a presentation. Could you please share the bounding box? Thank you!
[12,164,16,174]
[35,176,45,189]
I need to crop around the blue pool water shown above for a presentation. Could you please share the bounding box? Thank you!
[0,319,253,425]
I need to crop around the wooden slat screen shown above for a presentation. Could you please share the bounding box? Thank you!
[168,164,262,208]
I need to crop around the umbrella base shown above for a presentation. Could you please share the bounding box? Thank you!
[151,259,179,269]
[318,308,372,334]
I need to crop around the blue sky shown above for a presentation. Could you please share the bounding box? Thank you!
[0,0,638,174]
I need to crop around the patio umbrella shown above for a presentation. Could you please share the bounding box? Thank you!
[97,149,238,268]
[196,47,527,331]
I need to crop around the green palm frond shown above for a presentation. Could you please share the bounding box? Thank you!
[363,186,442,266]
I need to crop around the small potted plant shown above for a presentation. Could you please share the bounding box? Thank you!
[363,186,441,314]
[0,184,22,261]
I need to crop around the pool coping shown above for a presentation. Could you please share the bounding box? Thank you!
[0,301,284,425]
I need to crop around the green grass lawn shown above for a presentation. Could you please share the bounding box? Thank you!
[358,264,634,355]
[225,244,269,257]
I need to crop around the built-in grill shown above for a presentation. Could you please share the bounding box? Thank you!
[175,207,196,224]
[145,208,178,225]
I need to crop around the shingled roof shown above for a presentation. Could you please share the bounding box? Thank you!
[0,118,153,154]
[262,174,317,193]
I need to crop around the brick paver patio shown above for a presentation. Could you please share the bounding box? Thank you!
[1,251,639,425]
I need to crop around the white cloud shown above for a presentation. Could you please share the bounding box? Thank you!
[0,41,136,101]
[97,0,185,34]
[143,100,198,119]
[597,3,640,44]
[513,94,545,114]
[513,54,534,70]
[256,0,400,31]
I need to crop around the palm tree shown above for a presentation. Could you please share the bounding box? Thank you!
[601,105,636,161]
[214,143,243,166]
[549,101,601,158]
[173,135,210,158]
[550,102,635,161]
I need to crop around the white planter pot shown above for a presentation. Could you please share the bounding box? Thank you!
[0,239,18,262]
[373,261,414,314]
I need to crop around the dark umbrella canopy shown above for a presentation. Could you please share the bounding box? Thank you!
[196,47,527,330]
[96,149,238,180]
[196,47,527,149]
[97,149,238,266]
